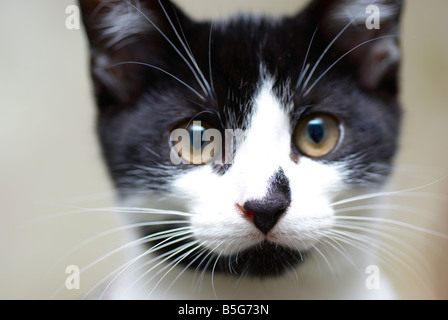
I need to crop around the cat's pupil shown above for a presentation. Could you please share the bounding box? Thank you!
[306,118,326,145]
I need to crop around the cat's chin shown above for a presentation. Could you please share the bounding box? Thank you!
[216,240,308,278]
[150,237,308,278]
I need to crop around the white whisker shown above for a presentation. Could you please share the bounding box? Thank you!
[334,203,435,219]
[317,231,358,270]
[121,0,210,98]
[47,219,189,277]
[330,228,434,295]
[303,35,399,96]
[145,240,201,298]
[27,204,193,226]
[330,177,446,207]
[157,0,212,96]
[211,240,235,299]
[110,61,205,100]
[123,238,201,296]
[296,27,318,89]
[51,226,191,299]
[335,215,448,240]
[94,231,194,299]
[310,240,333,275]
[163,244,211,296]
[208,19,215,96]
[193,241,224,296]
[332,221,432,270]
[301,8,365,92]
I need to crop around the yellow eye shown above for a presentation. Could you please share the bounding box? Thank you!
[293,114,341,158]
[171,121,218,165]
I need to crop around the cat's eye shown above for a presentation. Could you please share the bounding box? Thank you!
[293,114,341,158]
[171,121,218,165]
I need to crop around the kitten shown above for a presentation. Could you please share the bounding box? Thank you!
[79,0,403,299]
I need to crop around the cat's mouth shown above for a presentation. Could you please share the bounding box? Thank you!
[217,240,308,278]
[146,229,307,278]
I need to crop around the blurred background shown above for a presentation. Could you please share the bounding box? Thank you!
[1,0,447,299]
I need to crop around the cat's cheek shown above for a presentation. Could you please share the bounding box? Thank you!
[270,210,335,250]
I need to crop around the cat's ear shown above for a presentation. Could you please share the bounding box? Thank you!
[306,0,403,93]
[79,0,191,108]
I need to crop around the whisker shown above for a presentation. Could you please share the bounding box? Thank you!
[122,238,201,296]
[303,35,399,96]
[172,3,195,57]
[211,240,236,299]
[309,240,333,275]
[184,109,219,128]
[109,206,194,217]
[163,244,211,296]
[296,27,318,89]
[28,205,193,226]
[284,259,300,284]
[210,251,224,299]
[330,229,434,295]
[335,215,448,240]
[329,230,404,275]
[47,220,190,277]
[191,247,215,292]
[121,0,209,98]
[51,227,191,299]
[157,0,212,96]
[334,203,435,219]
[208,19,215,96]
[145,240,201,298]
[109,61,205,100]
[315,235,345,273]
[94,231,194,299]
[317,231,358,271]
[324,230,401,281]
[301,7,366,92]
[193,241,225,296]
[330,177,447,207]
[332,221,433,271]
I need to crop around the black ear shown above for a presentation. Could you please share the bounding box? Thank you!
[79,0,191,109]
[306,0,403,93]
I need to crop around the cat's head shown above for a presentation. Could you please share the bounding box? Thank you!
[80,0,403,277]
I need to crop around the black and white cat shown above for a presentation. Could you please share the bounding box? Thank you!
[79,0,404,299]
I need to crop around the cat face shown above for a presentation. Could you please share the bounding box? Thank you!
[80,0,402,277]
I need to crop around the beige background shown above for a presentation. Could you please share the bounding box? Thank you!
[1,0,447,299]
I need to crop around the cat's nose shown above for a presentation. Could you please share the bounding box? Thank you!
[241,194,289,235]
[238,168,291,235]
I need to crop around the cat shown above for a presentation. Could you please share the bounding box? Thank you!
[78,0,404,299]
